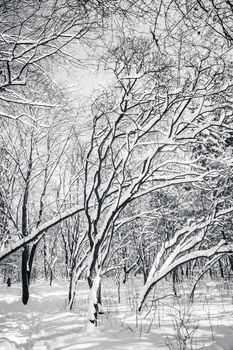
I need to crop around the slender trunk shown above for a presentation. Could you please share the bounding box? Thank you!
[22,245,30,305]
[142,265,149,285]
[122,248,127,284]
[28,242,38,281]
[180,265,184,281]
[49,268,53,286]
[186,262,190,278]
[43,236,48,280]
[69,263,86,311]
[69,275,78,311]
[3,267,7,283]
[229,255,233,271]
[69,288,76,311]
[116,269,121,303]
[218,259,224,278]
[68,267,75,308]
[123,264,127,284]
[117,281,121,304]
[172,269,178,296]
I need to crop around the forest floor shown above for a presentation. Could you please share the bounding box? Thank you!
[0,277,233,350]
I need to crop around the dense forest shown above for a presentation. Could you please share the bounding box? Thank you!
[0,1,233,348]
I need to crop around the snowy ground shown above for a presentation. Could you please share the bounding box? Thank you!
[0,277,233,350]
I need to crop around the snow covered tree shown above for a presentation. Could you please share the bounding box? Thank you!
[0,0,129,122]
[0,0,232,334]
[81,0,233,322]
[0,70,76,304]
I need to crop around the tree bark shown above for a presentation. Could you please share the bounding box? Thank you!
[86,269,102,332]
[21,245,30,305]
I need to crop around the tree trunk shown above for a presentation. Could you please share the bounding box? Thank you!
[86,270,101,333]
[229,255,233,271]
[43,236,48,280]
[69,288,76,311]
[21,245,30,305]
[68,267,78,310]
[68,264,86,310]
[218,259,224,278]
[117,280,121,304]
[28,242,38,281]
[68,263,75,307]
[49,268,53,286]
[142,266,149,285]
[123,264,127,284]
[21,241,39,305]
[98,282,104,314]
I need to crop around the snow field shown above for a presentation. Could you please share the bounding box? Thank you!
[0,277,233,349]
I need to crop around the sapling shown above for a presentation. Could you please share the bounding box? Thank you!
[166,295,199,350]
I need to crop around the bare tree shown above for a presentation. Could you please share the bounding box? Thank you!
[0,72,76,303]
[0,1,232,333]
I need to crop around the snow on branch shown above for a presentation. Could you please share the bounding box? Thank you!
[0,205,84,262]
[139,240,233,311]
